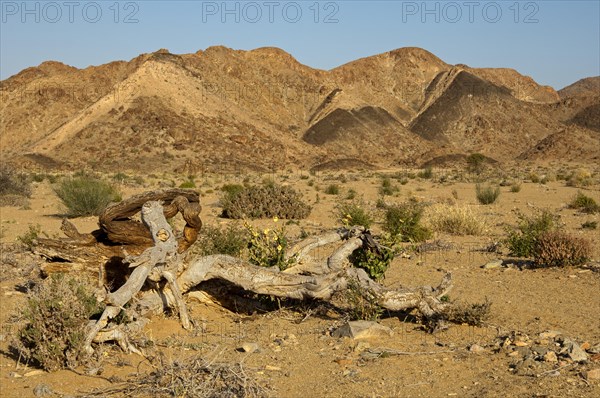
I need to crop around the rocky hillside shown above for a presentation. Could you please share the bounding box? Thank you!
[1,47,598,172]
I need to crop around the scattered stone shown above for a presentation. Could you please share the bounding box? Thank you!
[469,344,486,354]
[589,344,600,354]
[353,341,371,353]
[584,368,600,380]
[543,351,558,363]
[532,346,549,356]
[565,341,588,362]
[539,331,561,340]
[514,340,529,347]
[332,321,393,339]
[514,357,540,376]
[482,259,503,269]
[33,384,52,397]
[238,342,260,353]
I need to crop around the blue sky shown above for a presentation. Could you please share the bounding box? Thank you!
[1,0,599,89]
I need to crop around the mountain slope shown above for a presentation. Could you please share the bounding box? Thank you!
[1,47,596,172]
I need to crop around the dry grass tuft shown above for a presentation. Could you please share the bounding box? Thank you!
[81,353,271,398]
[424,204,486,236]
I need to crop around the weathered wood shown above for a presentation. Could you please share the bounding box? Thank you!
[85,201,183,353]
[98,188,201,249]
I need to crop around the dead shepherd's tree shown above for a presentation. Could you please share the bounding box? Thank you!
[35,189,453,354]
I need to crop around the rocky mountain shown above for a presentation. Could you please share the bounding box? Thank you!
[1,47,598,172]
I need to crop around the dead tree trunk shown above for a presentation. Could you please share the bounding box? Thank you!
[84,201,453,353]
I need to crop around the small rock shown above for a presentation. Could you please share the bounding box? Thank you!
[532,346,549,356]
[539,330,561,340]
[332,321,393,339]
[514,340,529,347]
[9,372,22,378]
[353,341,371,353]
[482,259,503,269]
[264,365,281,371]
[469,344,485,354]
[567,342,588,362]
[543,351,558,363]
[33,384,52,397]
[584,368,600,380]
[238,342,259,353]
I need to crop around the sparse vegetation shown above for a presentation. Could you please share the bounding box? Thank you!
[382,202,431,242]
[425,204,485,235]
[337,199,373,229]
[475,184,500,205]
[179,179,196,189]
[191,223,248,257]
[533,231,591,267]
[220,183,311,219]
[505,210,558,258]
[0,164,32,206]
[510,182,522,193]
[17,224,42,250]
[566,168,593,187]
[325,184,340,195]
[581,220,597,230]
[443,299,491,327]
[345,278,384,321]
[379,177,399,196]
[13,274,105,371]
[53,176,121,217]
[245,219,295,271]
[466,153,486,174]
[85,354,269,398]
[568,191,600,214]
[418,166,434,179]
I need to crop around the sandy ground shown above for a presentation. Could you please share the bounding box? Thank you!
[0,167,599,397]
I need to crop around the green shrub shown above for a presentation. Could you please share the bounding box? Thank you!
[345,279,383,321]
[475,184,500,205]
[54,176,121,217]
[345,189,357,200]
[582,221,597,230]
[179,179,196,189]
[350,241,394,281]
[425,204,485,236]
[13,274,105,371]
[566,168,593,187]
[337,199,373,229]
[324,184,340,195]
[379,177,398,196]
[192,224,248,257]
[466,153,487,174]
[533,231,591,267]
[505,210,558,258]
[568,191,600,214]
[245,220,295,271]
[17,224,42,250]
[0,164,31,198]
[220,183,245,197]
[418,167,433,179]
[382,202,431,242]
[510,182,522,193]
[220,184,311,219]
